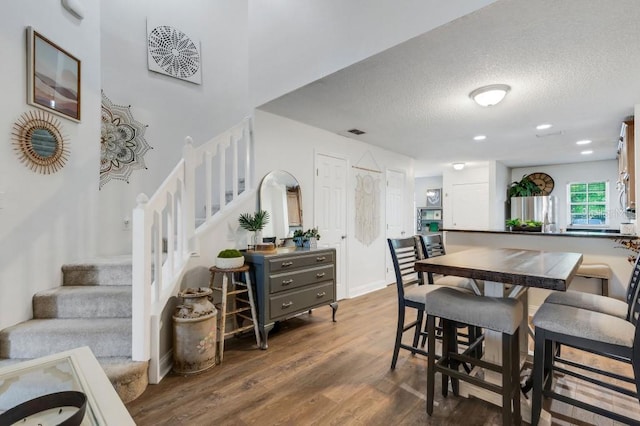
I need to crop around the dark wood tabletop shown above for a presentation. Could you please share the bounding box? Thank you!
[415,247,583,291]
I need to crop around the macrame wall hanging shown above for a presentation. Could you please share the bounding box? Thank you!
[353,151,382,246]
[146,18,202,85]
[100,91,152,189]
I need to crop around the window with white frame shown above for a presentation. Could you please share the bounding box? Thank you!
[567,181,608,226]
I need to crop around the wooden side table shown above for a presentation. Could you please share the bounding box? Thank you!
[209,265,260,363]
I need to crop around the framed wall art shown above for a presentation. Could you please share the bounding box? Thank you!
[27,27,81,122]
[426,188,442,208]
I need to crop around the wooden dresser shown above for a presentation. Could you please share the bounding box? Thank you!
[243,248,338,348]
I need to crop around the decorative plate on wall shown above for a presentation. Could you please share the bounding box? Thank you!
[146,18,202,85]
[527,172,554,195]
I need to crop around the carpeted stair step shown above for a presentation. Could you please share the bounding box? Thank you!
[0,318,131,359]
[33,286,132,318]
[0,357,149,405]
[62,255,132,286]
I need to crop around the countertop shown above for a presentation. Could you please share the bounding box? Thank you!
[441,228,637,239]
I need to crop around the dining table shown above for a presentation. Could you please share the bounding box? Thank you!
[414,246,583,425]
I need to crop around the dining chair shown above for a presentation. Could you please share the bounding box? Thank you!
[418,234,482,294]
[544,254,640,320]
[425,286,523,426]
[387,237,475,369]
[530,265,640,425]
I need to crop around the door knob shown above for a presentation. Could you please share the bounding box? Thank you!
[341,235,346,239]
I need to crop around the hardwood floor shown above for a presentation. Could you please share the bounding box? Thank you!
[127,285,640,425]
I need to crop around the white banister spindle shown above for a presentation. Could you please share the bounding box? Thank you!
[182,138,196,253]
[166,192,175,288]
[132,193,151,361]
[246,117,254,188]
[232,136,239,200]
[205,150,213,219]
[218,142,226,209]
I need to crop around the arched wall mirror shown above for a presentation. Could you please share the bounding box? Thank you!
[259,170,303,241]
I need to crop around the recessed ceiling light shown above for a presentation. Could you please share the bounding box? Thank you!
[473,135,486,141]
[536,123,552,130]
[581,150,593,155]
[453,162,465,170]
[576,139,592,145]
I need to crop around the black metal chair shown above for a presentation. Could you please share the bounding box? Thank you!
[530,256,640,425]
[425,287,523,426]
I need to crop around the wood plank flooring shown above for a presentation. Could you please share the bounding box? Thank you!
[127,285,640,425]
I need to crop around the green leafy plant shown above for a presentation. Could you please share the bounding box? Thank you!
[238,210,270,231]
[508,175,543,198]
[506,218,521,227]
[303,227,321,240]
[217,249,242,258]
[293,229,304,238]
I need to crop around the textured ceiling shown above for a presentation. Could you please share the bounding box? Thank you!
[259,0,640,177]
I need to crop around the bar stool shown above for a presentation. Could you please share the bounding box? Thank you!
[425,287,523,426]
[209,265,260,363]
[575,263,611,296]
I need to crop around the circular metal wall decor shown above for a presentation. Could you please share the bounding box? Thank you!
[147,20,202,84]
[12,110,69,174]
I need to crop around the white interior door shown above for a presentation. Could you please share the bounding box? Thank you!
[386,169,406,281]
[451,182,489,229]
[315,153,348,299]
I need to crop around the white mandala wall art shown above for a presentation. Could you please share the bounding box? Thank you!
[146,19,202,84]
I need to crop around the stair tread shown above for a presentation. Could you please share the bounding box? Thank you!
[36,286,131,295]
[1,318,131,335]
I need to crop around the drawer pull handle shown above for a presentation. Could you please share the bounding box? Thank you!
[317,292,326,298]
[316,272,326,278]
[281,261,294,267]
[282,279,294,285]
[316,256,326,261]
[282,301,293,308]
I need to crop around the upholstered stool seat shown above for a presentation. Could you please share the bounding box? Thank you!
[575,263,612,296]
[425,287,523,426]
[544,290,627,319]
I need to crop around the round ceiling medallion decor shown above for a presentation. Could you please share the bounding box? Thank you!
[12,110,69,174]
[148,25,200,79]
[527,172,554,195]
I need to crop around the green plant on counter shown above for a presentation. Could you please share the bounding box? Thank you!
[217,249,243,258]
[506,218,521,227]
[238,210,270,231]
[508,175,543,198]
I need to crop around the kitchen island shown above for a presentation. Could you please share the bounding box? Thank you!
[441,229,637,309]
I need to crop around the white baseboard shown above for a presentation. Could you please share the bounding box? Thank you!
[348,279,387,299]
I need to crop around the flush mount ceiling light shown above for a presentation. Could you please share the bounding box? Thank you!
[576,139,592,145]
[453,162,465,170]
[469,84,511,107]
[473,135,486,141]
[581,150,593,155]
[536,123,552,130]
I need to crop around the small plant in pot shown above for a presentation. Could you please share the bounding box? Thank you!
[215,249,244,269]
[238,210,270,246]
[292,228,321,248]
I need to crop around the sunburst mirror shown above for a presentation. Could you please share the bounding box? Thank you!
[12,110,69,174]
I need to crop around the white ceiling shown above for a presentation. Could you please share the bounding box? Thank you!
[258,0,640,177]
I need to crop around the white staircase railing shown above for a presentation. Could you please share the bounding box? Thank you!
[131,117,254,381]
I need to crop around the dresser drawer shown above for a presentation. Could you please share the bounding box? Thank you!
[267,251,334,273]
[269,282,335,320]
[269,264,334,293]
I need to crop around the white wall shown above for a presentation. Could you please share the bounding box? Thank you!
[251,110,415,297]
[98,0,250,256]
[248,0,497,107]
[511,160,621,230]
[0,1,102,330]
[415,176,443,208]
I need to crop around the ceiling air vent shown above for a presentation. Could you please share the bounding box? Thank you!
[347,128,366,135]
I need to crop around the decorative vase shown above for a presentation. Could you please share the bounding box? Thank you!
[253,230,263,246]
[172,287,217,374]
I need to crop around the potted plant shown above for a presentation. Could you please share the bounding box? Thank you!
[508,174,543,198]
[505,218,521,231]
[238,210,270,245]
[292,228,321,247]
[215,249,244,269]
